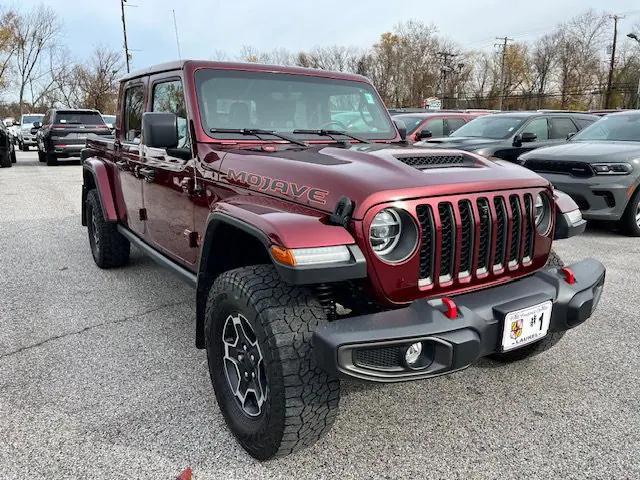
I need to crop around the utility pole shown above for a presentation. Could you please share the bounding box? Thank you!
[627,33,640,108]
[437,51,458,108]
[120,0,131,73]
[172,9,182,60]
[495,37,513,110]
[605,14,624,109]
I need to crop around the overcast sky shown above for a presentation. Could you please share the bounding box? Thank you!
[9,0,640,70]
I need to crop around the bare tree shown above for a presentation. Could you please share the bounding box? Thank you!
[0,8,18,90]
[78,47,123,112]
[10,5,61,115]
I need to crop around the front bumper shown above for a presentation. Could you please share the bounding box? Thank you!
[314,259,605,382]
[543,173,635,221]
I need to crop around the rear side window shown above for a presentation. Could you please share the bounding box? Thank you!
[423,118,445,137]
[445,118,466,135]
[54,111,105,125]
[549,118,578,139]
[522,118,549,140]
[152,79,189,148]
[575,118,595,130]
[123,85,144,143]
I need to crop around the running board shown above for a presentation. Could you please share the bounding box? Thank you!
[117,225,197,288]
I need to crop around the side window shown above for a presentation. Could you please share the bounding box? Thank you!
[523,118,549,141]
[445,118,466,135]
[575,118,595,130]
[123,85,144,143]
[424,118,445,137]
[152,79,189,148]
[549,118,578,139]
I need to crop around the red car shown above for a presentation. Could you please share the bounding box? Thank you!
[82,60,604,460]
[392,110,492,142]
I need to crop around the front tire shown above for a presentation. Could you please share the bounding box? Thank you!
[621,189,640,237]
[0,152,11,168]
[205,265,340,460]
[489,249,566,362]
[86,190,130,268]
[38,150,46,162]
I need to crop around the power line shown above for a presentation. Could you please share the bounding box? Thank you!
[495,36,514,110]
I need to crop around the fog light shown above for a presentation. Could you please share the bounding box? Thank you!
[404,342,423,366]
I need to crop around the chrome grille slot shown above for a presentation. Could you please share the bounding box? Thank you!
[508,195,522,266]
[493,197,507,270]
[438,203,456,283]
[417,205,435,286]
[477,198,491,274]
[458,200,474,278]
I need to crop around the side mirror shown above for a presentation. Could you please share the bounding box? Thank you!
[32,121,41,129]
[566,132,576,140]
[393,119,407,141]
[416,128,433,141]
[30,128,38,135]
[520,132,537,143]
[142,112,178,148]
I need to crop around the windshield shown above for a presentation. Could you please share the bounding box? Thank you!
[393,115,427,134]
[102,115,116,124]
[451,116,526,139]
[21,115,43,125]
[54,111,105,125]
[572,114,640,142]
[195,69,395,140]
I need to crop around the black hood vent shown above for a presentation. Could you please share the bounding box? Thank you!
[394,153,473,170]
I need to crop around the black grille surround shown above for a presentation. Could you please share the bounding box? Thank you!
[524,159,594,178]
[415,192,540,289]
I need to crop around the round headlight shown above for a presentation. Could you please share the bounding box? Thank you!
[369,208,419,263]
[534,193,552,235]
[370,209,401,255]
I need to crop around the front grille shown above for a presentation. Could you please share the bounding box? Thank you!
[525,159,593,178]
[353,346,402,370]
[418,193,536,285]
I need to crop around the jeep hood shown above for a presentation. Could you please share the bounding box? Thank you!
[520,140,640,163]
[214,143,549,219]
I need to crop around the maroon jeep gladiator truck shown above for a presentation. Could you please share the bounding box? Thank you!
[81,60,605,460]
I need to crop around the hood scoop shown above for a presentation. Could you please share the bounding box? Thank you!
[393,153,476,170]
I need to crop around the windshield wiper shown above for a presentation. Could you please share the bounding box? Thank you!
[292,129,371,144]
[209,128,307,147]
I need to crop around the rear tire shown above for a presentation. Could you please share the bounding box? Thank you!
[0,152,11,168]
[489,249,566,363]
[205,265,340,460]
[38,150,46,163]
[621,189,640,237]
[10,148,16,163]
[46,152,58,166]
[86,189,130,268]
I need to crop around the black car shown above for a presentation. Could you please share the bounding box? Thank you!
[417,111,598,162]
[0,121,16,168]
[34,109,112,166]
[519,111,640,236]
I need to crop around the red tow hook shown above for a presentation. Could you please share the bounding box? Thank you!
[442,297,458,319]
[561,267,576,285]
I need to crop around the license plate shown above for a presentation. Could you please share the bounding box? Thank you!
[501,301,552,351]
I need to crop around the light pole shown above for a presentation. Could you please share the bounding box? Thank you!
[627,33,640,109]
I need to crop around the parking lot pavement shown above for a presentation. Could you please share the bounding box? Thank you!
[0,150,638,479]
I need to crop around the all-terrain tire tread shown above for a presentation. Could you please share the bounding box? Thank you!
[206,265,339,459]
[86,190,130,268]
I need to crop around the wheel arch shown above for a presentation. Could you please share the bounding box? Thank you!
[82,155,119,226]
[195,214,273,348]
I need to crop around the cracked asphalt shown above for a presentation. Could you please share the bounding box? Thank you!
[0,151,638,479]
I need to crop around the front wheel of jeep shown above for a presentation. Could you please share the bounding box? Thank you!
[205,265,340,460]
[489,249,566,363]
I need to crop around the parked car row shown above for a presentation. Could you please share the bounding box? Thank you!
[1,110,115,167]
[390,108,639,236]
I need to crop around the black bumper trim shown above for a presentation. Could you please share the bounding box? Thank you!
[554,211,587,240]
[313,259,605,382]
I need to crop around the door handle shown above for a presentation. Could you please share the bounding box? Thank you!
[138,167,155,183]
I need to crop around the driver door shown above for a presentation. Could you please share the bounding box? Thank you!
[141,75,197,267]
